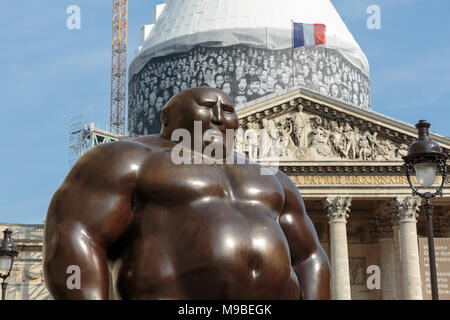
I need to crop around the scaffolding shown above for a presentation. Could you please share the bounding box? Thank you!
[69,117,123,166]
[110,0,128,135]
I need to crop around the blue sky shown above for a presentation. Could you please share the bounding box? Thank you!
[1,0,449,224]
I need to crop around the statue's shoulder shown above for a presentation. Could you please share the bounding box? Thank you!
[86,134,169,157]
[65,135,166,186]
[274,169,299,195]
[81,137,155,160]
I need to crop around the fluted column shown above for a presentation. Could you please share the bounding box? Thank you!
[392,222,403,299]
[396,196,423,300]
[324,196,352,300]
[370,202,397,300]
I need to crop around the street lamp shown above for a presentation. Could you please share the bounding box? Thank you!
[403,120,448,300]
[0,229,19,300]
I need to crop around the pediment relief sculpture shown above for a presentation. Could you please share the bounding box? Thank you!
[235,105,417,162]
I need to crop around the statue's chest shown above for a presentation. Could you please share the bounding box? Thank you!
[135,152,284,212]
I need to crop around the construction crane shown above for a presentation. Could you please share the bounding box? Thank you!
[110,0,128,135]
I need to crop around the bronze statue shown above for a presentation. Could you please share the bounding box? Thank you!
[44,87,331,300]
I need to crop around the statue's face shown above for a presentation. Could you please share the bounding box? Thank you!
[164,88,239,141]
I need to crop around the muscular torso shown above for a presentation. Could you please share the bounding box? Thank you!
[108,136,300,300]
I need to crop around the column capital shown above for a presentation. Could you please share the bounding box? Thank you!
[395,196,421,223]
[324,196,352,222]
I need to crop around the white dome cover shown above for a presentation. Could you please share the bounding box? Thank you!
[130,0,369,78]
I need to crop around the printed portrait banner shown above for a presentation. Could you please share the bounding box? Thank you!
[128,43,371,136]
[418,237,450,300]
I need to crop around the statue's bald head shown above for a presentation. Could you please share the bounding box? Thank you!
[160,87,239,139]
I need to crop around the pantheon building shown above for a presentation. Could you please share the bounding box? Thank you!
[2,0,449,300]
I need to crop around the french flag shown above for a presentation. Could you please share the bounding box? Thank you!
[293,22,326,48]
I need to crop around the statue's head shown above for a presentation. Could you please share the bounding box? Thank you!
[161,87,239,156]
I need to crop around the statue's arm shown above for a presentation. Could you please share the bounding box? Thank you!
[44,140,149,299]
[276,172,331,300]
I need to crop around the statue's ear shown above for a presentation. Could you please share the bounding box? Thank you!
[161,108,168,127]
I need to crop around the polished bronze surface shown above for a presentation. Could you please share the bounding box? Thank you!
[44,87,331,300]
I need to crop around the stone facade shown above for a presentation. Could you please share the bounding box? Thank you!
[0,224,51,300]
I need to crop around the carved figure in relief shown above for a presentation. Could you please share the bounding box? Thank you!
[364,131,381,159]
[260,118,278,158]
[235,127,245,155]
[397,143,408,158]
[358,135,372,161]
[279,118,296,156]
[342,123,355,158]
[329,121,346,158]
[245,123,259,161]
[375,139,395,160]
[292,105,310,148]
[311,127,331,157]
[384,139,397,160]
[242,109,410,162]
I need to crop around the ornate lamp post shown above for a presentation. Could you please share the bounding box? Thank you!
[402,120,448,300]
[0,229,19,300]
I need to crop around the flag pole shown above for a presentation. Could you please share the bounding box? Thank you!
[266,26,268,50]
[291,20,295,88]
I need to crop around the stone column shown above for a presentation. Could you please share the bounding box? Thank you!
[370,202,397,300]
[392,222,403,299]
[378,238,397,299]
[324,196,352,300]
[396,196,423,300]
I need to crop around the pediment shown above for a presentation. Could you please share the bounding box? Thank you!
[235,88,450,163]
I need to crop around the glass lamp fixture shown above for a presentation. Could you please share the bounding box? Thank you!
[0,256,11,274]
[0,229,18,274]
[403,120,447,194]
[414,162,437,188]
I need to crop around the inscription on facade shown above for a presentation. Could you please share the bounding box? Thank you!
[289,175,445,186]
